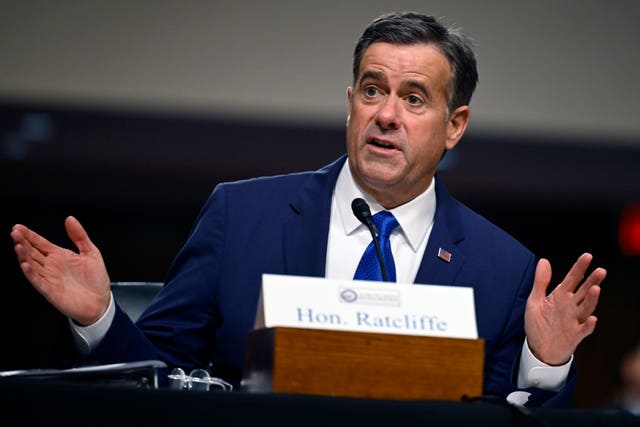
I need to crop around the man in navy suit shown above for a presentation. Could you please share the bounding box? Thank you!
[11,12,605,406]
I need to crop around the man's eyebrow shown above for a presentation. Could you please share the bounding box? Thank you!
[358,70,387,86]
[403,80,431,100]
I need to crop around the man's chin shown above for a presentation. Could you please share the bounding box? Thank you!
[357,170,405,195]
[360,160,403,182]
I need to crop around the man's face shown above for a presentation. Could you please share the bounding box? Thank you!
[346,42,469,208]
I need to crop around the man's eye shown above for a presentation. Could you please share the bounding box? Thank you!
[364,86,378,97]
[407,95,423,105]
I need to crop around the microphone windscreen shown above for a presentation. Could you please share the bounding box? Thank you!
[351,198,372,224]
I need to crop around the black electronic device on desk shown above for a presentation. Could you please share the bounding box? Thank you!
[0,359,166,389]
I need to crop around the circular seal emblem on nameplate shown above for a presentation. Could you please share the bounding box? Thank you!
[339,288,358,303]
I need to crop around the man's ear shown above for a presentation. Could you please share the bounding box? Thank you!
[445,105,470,151]
[346,87,353,122]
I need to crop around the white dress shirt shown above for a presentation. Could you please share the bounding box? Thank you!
[325,158,434,284]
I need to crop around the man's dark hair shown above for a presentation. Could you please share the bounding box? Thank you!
[353,11,478,113]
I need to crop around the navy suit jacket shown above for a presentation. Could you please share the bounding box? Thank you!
[87,155,574,406]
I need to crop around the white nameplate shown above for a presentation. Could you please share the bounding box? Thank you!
[254,274,478,339]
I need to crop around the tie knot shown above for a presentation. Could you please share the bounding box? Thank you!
[372,211,398,239]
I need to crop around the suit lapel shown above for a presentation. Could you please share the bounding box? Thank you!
[280,164,467,285]
[282,156,347,277]
[415,176,467,286]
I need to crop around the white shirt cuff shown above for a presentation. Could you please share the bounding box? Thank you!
[68,292,116,357]
[517,337,572,391]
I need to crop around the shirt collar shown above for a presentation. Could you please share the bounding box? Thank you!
[334,160,437,252]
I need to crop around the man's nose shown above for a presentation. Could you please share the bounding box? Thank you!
[375,96,401,130]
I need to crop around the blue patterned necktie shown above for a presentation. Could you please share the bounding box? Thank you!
[353,211,399,282]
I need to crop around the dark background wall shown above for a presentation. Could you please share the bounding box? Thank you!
[1,0,639,410]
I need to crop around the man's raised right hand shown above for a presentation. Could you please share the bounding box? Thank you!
[11,216,112,326]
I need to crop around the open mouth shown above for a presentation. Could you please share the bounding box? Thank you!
[368,137,396,150]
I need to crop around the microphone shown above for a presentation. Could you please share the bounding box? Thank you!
[351,198,389,282]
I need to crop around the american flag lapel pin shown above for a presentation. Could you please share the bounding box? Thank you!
[437,247,452,263]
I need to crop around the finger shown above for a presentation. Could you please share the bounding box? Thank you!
[17,260,38,284]
[14,238,52,279]
[11,224,56,258]
[17,257,50,292]
[12,230,41,266]
[64,216,96,255]
[575,267,607,302]
[10,225,26,245]
[559,253,593,293]
[577,315,598,340]
[577,284,601,323]
[14,241,48,268]
[530,258,552,301]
